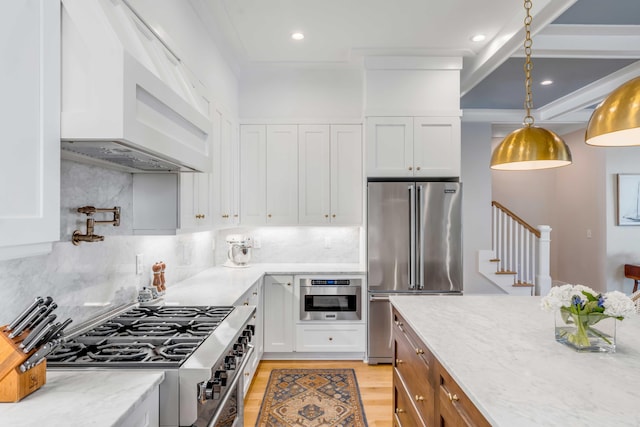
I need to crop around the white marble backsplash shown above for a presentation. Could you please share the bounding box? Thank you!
[0,161,215,327]
[215,226,361,265]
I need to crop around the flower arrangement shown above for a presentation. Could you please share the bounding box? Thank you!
[541,284,636,351]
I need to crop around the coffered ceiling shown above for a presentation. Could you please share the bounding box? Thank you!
[193,0,640,135]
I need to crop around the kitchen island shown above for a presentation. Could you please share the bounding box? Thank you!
[390,295,640,426]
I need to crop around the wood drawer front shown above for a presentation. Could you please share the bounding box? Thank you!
[393,312,434,424]
[394,370,426,427]
[393,310,432,367]
[436,362,490,427]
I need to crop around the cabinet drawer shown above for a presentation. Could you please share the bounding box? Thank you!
[436,361,490,427]
[295,324,365,352]
[394,370,426,427]
[393,313,434,424]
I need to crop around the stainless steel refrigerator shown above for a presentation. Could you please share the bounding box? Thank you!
[367,180,462,364]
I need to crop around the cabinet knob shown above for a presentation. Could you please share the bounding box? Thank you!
[447,392,459,402]
[416,166,421,171]
[245,372,249,377]
[253,292,258,296]
[395,359,404,365]
[243,302,248,306]
[196,214,204,219]
[332,214,336,218]
[328,337,333,341]
[395,408,405,414]
[222,214,229,219]
[395,321,403,327]
[415,395,424,402]
[415,348,424,355]
[325,214,329,218]
[408,166,413,171]
[267,214,272,218]
[287,283,291,286]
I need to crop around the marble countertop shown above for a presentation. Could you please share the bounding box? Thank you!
[390,295,640,427]
[0,370,164,427]
[163,262,365,306]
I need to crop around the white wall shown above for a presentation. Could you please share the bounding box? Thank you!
[605,146,640,293]
[554,130,607,291]
[461,123,499,293]
[239,67,363,120]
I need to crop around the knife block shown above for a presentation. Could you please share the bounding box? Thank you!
[0,326,46,402]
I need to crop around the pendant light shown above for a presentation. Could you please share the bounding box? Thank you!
[585,76,640,146]
[490,0,572,170]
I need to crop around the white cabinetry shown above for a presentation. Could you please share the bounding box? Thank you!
[0,0,60,260]
[240,125,298,225]
[295,324,366,353]
[298,125,362,225]
[367,116,460,178]
[179,173,212,230]
[213,106,240,226]
[263,275,294,353]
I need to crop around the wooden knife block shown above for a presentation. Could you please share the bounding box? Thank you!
[0,326,46,402]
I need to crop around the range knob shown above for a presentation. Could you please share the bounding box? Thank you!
[246,324,255,334]
[242,329,253,341]
[224,354,236,370]
[214,370,228,387]
[197,379,221,402]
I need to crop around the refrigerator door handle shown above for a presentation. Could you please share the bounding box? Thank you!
[369,295,390,302]
[408,184,416,289]
[416,184,423,289]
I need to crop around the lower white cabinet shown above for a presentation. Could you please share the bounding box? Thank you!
[295,324,365,352]
[263,275,295,352]
[117,385,159,427]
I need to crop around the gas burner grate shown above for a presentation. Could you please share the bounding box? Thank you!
[88,342,155,362]
[125,322,184,337]
[80,321,127,337]
[45,342,87,362]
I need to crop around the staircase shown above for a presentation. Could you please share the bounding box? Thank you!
[478,201,552,296]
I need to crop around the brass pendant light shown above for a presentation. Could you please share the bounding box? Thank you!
[585,76,640,146]
[490,0,572,170]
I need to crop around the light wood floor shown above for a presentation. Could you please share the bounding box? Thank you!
[244,360,393,426]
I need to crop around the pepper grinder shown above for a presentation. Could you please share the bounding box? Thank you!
[152,262,162,292]
[159,261,166,291]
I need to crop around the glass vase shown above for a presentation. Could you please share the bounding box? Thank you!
[554,310,617,353]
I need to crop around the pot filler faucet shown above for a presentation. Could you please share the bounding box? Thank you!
[72,206,120,245]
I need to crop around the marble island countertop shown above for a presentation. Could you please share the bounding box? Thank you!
[163,262,366,306]
[0,370,164,427]
[390,295,640,426]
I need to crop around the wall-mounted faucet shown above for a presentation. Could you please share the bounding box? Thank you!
[72,206,121,245]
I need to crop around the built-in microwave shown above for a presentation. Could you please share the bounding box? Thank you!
[299,278,362,321]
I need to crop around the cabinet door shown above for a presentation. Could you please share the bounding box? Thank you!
[330,125,363,224]
[179,173,211,230]
[240,125,267,225]
[298,125,331,224]
[413,117,461,177]
[266,125,298,225]
[366,117,413,177]
[0,0,60,260]
[214,109,239,226]
[263,275,294,352]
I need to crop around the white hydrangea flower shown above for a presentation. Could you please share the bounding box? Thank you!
[602,291,636,319]
[572,284,597,298]
[541,284,574,311]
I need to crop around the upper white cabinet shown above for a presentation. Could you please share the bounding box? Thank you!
[213,106,240,227]
[367,116,460,178]
[0,0,60,260]
[179,172,212,230]
[240,125,298,225]
[299,125,363,225]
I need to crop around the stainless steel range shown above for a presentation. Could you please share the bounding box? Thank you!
[47,304,256,427]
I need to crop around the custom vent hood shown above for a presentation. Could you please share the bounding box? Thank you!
[61,0,212,173]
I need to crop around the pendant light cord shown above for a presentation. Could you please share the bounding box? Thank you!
[523,0,534,127]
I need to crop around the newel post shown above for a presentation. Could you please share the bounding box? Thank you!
[536,225,552,296]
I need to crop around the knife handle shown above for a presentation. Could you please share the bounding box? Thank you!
[4,296,45,332]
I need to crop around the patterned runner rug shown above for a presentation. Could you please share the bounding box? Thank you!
[255,368,369,427]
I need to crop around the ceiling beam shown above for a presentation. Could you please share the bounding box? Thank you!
[461,0,577,97]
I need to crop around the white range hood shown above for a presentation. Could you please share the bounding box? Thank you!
[61,0,212,173]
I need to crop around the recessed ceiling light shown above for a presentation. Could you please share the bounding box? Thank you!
[471,34,486,42]
[540,80,553,86]
[291,32,305,41]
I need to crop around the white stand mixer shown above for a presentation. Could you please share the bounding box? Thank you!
[223,234,252,268]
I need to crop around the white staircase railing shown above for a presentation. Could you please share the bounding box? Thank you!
[491,201,552,296]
